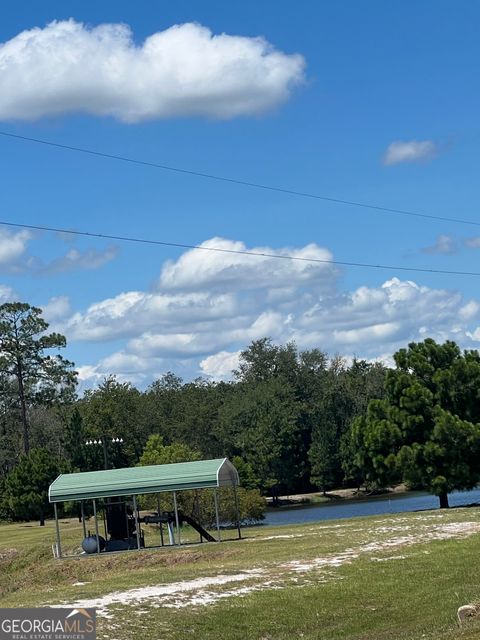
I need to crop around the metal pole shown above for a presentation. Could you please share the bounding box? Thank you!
[195,490,202,543]
[173,492,181,546]
[102,438,108,470]
[53,503,62,558]
[124,500,130,544]
[80,501,87,539]
[132,495,141,550]
[93,499,100,553]
[102,502,107,540]
[156,494,164,547]
[233,485,242,540]
[214,489,221,542]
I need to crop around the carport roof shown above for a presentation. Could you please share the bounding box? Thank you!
[49,458,239,503]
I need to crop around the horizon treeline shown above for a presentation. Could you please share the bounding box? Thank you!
[4,302,480,522]
[0,304,388,500]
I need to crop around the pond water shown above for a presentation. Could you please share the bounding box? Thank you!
[263,487,480,526]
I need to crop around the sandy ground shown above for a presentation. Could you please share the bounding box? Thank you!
[52,516,480,616]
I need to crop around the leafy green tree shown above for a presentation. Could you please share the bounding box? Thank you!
[229,339,329,495]
[308,358,348,494]
[80,376,145,469]
[143,373,185,444]
[309,358,387,493]
[169,378,229,457]
[234,338,301,386]
[340,360,388,488]
[309,421,338,495]
[356,339,480,507]
[0,303,77,453]
[221,377,301,501]
[231,456,260,490]
[137,436,265,526]
[138,434,201,466]
[217,487,266,526]
[2,448,68,525]
[138,435,200,514]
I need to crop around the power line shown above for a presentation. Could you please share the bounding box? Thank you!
[1,129,479,228]
[1,219,480,277]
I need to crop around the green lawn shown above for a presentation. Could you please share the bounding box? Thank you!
[1,508,480,639]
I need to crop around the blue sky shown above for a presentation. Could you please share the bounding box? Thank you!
[1,1,480,388]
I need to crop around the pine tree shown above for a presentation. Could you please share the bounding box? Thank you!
[0,303,77,453]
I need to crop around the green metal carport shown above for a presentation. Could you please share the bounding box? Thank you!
[49,458,240,558]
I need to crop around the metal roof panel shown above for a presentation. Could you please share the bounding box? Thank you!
[49,458,239,502]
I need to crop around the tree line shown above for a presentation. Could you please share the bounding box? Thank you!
[1,301,480,523]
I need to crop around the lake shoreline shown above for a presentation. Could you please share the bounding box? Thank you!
[263,486,480,527]
[265,485,410,512]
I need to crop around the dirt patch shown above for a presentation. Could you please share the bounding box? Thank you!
[283,521,480,573]
[51,518,480,615]
[54,570,266,617]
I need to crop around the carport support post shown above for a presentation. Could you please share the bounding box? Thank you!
[53,503,62,558]
[214,489,221,542]
[156,494,164,547]
[102,502,107,540]
[93,499,100,554]
[80,501,87,539]
[124,500,129,543]
[133,495,141,550]
[173,492,181,546]
[233,485,242,540]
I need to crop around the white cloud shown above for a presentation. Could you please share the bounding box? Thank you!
[62,238,480,390]
[200,350,241,380]
[76,353,174,393]
[333,321,401,345]
[43,296,71,321]
[383,140,438,166]
[159,237,336,292]
[0,228,116,275]
[77,365,101,383]
[39,246,118,274]
[0,229,31,266]
[298,278,462,344]
[459,300,480,321]
[422,234,457,255]
[62,239,336,344]
[465,237,480,249]
[125,309,289,360]
[63,290,238,342]
[0,19,305,122]
[0,284,16,303]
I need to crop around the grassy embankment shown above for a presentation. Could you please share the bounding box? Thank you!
[1,507,480,640]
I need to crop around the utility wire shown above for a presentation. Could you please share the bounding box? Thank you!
[1,130,479,228]
[1,219,480,277]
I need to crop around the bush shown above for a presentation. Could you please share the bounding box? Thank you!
[139,486,265,528]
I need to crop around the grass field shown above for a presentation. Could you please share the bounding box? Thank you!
[2,507,480,639]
